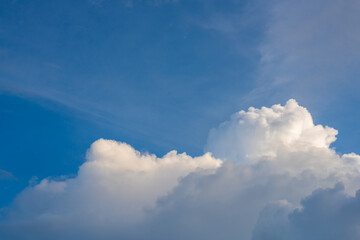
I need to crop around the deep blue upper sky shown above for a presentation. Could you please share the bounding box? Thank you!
[1,0,360,207]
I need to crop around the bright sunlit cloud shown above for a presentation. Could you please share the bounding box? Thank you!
[1,0,360,239]
[1,100,360,240]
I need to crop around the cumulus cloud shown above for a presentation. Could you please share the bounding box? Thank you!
[205,99,359,181]
[0,140,221,239]
[140,99,360,239]
[253,183,360,240]
[206,99,337,163]
[1,100,360,239]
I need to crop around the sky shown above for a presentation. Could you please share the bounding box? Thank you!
[1,0,360,239]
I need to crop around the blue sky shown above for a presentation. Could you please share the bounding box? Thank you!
[0,0,261,152]
[1,0,360,239]
[0,0,263,205]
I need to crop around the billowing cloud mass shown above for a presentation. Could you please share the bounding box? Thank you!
[206,99,337,164]
[0,140,221,239]
[253,183,360,240]
[1,99,360,239]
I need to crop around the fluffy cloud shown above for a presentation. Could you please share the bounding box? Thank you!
[205,99,359,181]
[1,99,360,239]
[206,99,337,163]
[139,100,360,240]
[0,140,221,239]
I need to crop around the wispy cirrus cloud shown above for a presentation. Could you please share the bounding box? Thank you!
[0,169,15,180]
[253,0,360,104]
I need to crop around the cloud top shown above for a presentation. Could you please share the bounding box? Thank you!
[206,99,338,163]
[1,100,360,240]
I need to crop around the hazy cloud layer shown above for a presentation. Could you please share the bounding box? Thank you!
[254,0,360,103]
[1,99,360,239]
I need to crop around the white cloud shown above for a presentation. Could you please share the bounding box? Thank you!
[0,140,221,239]
[1,100,360,239]
[143,99,360,239]
[205,99,358,180]
[206,99,337,162]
